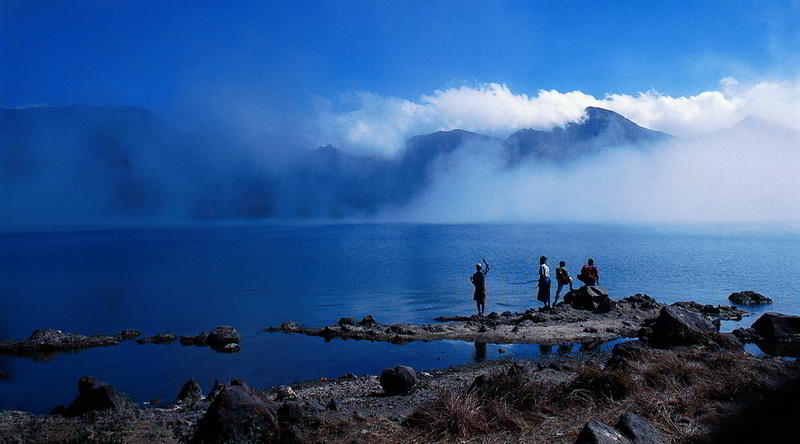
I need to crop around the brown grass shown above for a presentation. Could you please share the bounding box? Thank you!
[405,347,800,443]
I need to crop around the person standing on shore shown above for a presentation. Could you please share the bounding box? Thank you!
[555,260,573,304]
[578,258,599,286]
[471,258,490,316]
[537,256,552,309]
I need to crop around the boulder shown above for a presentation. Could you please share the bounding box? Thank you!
[62,376,134,417]
[207,326,240,348]
[337,317,354,326]
[277,401,323,425]
[176,378,204,404]
[615,413,664,444]
[732,327,761,342]
[752,313,800,342]
[729,291,772,306]
[607,340,648,369]
[648,306,717,347]
[380,366,417,395]
[575,419,632,444]
[192,383,279,443]
[565,286,614,312]
[275,385,297,401]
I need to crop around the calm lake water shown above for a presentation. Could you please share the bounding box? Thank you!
[1,223,798,412]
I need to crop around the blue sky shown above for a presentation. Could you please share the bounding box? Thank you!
[2,0,799,121]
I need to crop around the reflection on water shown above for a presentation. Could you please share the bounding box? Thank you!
[474,342,486,361]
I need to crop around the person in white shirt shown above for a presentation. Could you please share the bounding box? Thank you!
[537,256,552,308]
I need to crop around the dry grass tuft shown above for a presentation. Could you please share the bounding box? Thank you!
[564,365,633,402]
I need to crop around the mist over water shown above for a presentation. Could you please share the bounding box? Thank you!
[388,123,800,225]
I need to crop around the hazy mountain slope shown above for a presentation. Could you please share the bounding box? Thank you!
[503,106,670,164]
[0,105,675,226]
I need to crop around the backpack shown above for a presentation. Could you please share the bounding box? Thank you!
[556,267,567,284]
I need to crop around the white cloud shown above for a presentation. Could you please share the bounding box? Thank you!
[315,79,800,156]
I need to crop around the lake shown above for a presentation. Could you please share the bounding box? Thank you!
[1,222,798,412]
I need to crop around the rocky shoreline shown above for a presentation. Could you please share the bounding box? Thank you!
[266,289,747,345]
[2,292,800,443]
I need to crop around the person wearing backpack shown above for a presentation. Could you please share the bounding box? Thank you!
[471,258,490,316]
[578,258,599,286]
[555,261,573,304]
[537,256,552,309]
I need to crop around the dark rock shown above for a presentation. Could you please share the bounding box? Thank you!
[752,313,800,342]
[576,419,632,443]
[207,379,224,400]
[732,327,762,342]
[673,301,746,321]
[327,398,340,410]
[358,315,377,327]
[487,312,500,320]
[275,385,297,401]
[566,286,614,312]
[192,383,279,443]
[207,326,240,348]
[277,401,322,426]
[0,329,135,357]
[615,413,664,444]
[338,317,354,326]
[584,327,598,333]
[180,332,208,346]
[62,376,134,417]
[649,305,717,347]
[136,333,176,345]
[501,311,513,317]
[607,340,648,369]
[729,291,772,306]
[707,333,743,351]
[380,365,417,395]
[176,378,203,404]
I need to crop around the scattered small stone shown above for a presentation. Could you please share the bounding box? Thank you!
[584,327,598,333]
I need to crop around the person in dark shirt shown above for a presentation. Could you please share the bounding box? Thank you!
[578,258,599,286]
[555,260,573,304]
[471,258,490,316]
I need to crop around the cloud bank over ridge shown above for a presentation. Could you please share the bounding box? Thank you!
[316,78,800,156]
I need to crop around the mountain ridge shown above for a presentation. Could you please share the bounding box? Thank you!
[1,105,673,224]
